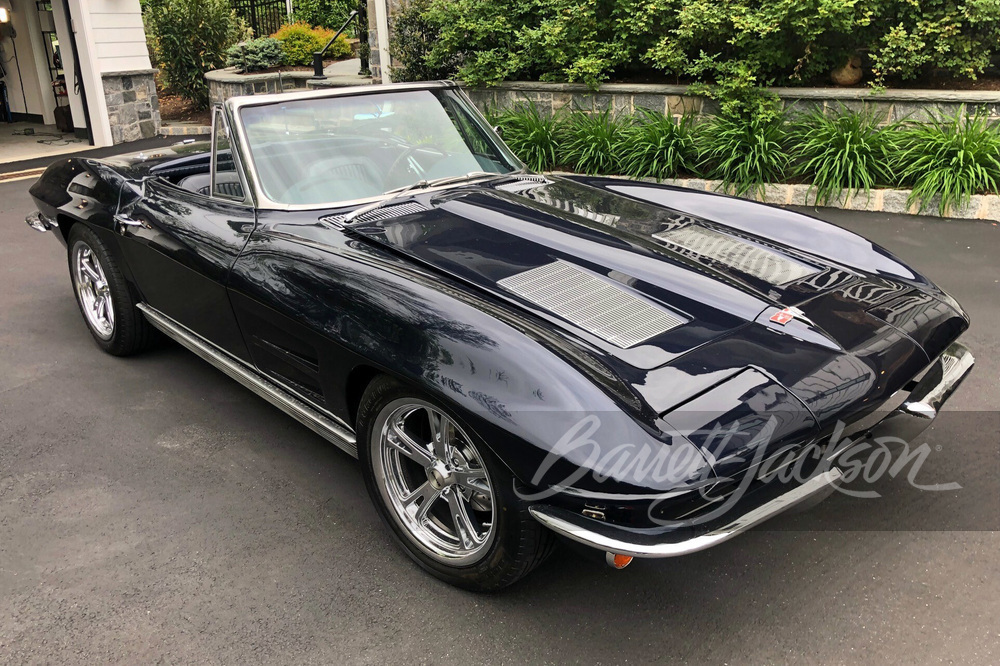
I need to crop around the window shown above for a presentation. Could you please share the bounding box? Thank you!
[211,107,245,200]
[238,89,520,206]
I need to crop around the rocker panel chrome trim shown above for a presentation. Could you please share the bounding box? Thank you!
[136,303,358,457]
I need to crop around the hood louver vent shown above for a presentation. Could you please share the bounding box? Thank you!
[494,175,550,193]
[497,261,686,348]
[321,202,426,227]
[653,225,820,285]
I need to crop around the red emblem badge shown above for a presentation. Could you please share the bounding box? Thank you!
[769,308,798,325]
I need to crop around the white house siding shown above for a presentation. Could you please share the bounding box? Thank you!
[66,0,158,146]
[87,2,150,73]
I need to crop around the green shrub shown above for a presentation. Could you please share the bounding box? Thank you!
[225,37,284,73]
[641,0,869,88]
[790,105,897,205]
[390,0,458,82]
[698,112,790,198]
[893,108,1000,215]
[491,102,563,172]
[479,101,1000,213]
[292,0,356,32]
[870,1,1000,83]
[272,22,350,67]
[412,0,630,88]
[617,108,698,181]
[144,0,248,108]
[559,110,628,175]
[390,0,1000,93]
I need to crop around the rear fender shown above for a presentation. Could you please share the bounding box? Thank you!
[28,157,139,285]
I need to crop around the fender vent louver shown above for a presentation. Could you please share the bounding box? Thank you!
[320,202,426,227]
[494,175,550,193]
[653,225,820,285]
[497,260,686,348]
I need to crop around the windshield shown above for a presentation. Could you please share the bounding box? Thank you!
[238,88,521,206]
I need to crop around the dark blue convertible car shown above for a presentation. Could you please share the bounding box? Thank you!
[26,82,973,590]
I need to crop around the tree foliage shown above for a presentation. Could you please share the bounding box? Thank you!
[389,0,1000,90]
[293,0,358,32]
[144,0,248,108]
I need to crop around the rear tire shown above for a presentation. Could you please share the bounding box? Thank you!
[67,225,153,356]
[357,375,554,591]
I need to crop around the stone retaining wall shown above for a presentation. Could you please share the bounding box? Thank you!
[206,68,373,105]
[102,70,160,145]
[206,69,313,106]
[466,81,1000,121]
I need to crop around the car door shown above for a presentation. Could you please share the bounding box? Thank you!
[116,107,255,362]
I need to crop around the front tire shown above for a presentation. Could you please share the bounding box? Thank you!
[357,376,554,591]
[67,225,153,356]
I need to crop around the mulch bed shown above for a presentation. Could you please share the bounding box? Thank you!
[158,91,212,126]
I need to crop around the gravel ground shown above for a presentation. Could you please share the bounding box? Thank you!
[1,177,998,664]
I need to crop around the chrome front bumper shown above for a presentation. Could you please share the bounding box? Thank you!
[26,210,56,233]
[529,341,975,558]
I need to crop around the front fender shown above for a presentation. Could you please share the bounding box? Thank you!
[227,224,714,497]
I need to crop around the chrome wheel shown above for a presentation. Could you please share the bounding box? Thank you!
[72,242,115,340]
[372,399,496,565]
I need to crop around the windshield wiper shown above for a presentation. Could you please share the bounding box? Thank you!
[342,171,499,224]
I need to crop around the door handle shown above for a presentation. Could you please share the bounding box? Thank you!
[115,213,145,229]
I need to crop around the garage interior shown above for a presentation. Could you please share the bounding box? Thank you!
[1,0,92,165]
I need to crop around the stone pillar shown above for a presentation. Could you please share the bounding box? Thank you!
[102,69,161,145]
[367,0,400,82]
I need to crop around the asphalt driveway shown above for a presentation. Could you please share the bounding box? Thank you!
[1,177,997,664]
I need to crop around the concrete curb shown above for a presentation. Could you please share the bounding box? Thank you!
[549,172,1000,222]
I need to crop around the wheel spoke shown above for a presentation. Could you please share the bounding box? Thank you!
[96,297,108,321]
[452,468,491,496]
[387,422,434,466]
[81,261,102,284]
[402,481,442,524]
[426,407,453,460]
[445,488,480,549]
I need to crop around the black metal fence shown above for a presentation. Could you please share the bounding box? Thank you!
[231,0,289,38]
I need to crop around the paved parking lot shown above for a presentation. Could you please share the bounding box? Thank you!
[1,176,998,664]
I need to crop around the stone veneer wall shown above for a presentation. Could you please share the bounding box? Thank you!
[205,68,372,106]
[464,81,1000,122]
[206,69,314,106]
[102,70,160,144]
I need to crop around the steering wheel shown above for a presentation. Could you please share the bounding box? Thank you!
[385,144,449,188]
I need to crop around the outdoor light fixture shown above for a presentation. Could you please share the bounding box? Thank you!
[0,7,9,24]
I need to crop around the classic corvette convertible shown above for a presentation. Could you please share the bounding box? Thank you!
[26,81,974,590]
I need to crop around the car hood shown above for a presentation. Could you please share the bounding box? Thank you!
[339,175,968,461]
